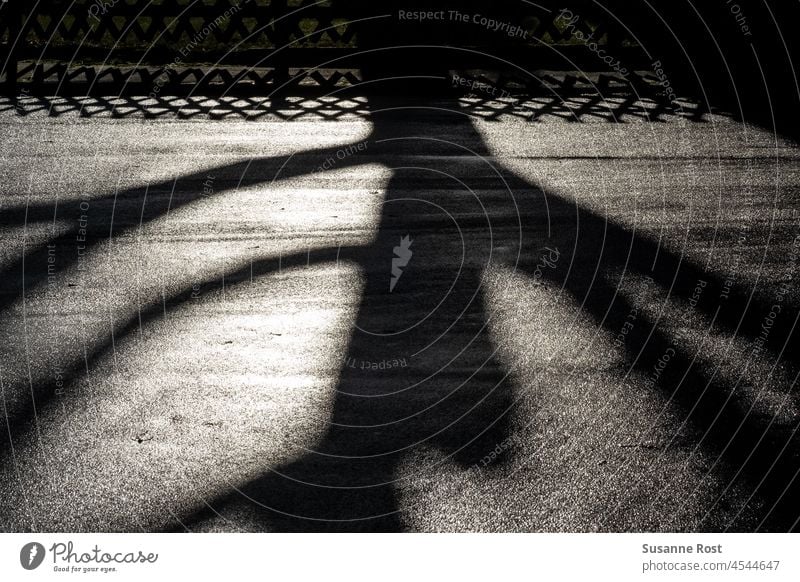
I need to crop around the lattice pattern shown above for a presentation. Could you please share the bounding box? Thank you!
[1,1,644,94]
[0,87,709,123]
[15,61,364,93]
[16,0,357,54]
[6,1,636,53]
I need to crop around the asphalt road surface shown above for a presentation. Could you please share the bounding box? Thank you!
[0,94,798,532]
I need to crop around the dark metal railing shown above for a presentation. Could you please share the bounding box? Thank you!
[5,0,792,101]
[0,0,653,95]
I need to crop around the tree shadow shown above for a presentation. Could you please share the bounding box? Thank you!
[1,85,798,531]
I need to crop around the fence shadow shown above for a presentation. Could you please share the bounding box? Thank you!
[0,77,708,124]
